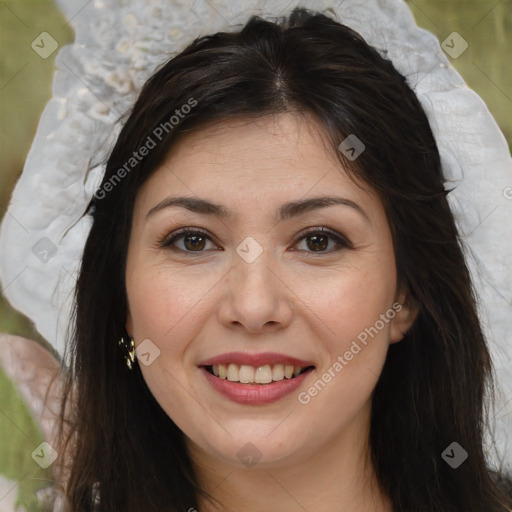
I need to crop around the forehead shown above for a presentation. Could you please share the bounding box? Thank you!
[135,112,379,220]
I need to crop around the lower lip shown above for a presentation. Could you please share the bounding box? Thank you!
[200,366,314,405]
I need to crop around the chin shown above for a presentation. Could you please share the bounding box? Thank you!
[190,423,319,469]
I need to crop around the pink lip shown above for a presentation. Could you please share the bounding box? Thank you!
[197,351,315,368]
[200,366,315,405]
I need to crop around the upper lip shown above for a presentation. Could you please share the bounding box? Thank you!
[198,352,315,368]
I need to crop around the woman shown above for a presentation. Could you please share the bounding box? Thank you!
[44,7,512,511]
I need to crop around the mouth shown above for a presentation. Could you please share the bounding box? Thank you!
[202,363,315,385]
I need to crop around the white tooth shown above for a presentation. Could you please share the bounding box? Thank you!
[227,363,240,382]
[255,365,272,384]
[218,364,228,379]
[239,365,255,383]
[284,365,294,379]
[293,366,303,377]
[272,364,285,381]
[212,365,220,377]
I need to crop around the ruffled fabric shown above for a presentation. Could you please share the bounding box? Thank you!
[0,0,511,470]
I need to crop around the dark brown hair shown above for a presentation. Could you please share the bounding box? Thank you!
[55,7,512,511]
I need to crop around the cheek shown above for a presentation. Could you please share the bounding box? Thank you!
[299,253,397,348]
[296,248,397,401]
[125,263,218,417]
[126,261,221,344]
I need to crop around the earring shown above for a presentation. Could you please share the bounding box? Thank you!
[118,336,136,370]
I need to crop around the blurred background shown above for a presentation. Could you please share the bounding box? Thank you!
[0,0,511,510]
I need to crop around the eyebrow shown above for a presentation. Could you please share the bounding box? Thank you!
[146,195,370,223]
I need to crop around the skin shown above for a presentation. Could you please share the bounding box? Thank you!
[125,112,418,512]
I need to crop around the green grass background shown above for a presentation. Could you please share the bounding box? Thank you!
[0,0,511,509]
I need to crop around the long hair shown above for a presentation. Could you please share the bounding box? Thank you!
[54,8,512,511]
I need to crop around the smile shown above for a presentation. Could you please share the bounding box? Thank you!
[205,363,313,384]
[198,351,316,404]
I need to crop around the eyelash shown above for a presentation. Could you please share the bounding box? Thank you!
[158,226,352,257]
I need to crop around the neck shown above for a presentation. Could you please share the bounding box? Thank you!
[187,403,393,512]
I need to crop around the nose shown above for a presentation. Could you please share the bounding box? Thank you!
[217,247,293,334]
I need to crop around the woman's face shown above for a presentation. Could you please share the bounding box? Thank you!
[125,112,416,470]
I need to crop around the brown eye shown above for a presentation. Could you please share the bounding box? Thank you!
[294,228,351,255]
[305,234,329,251]
[160,228,217,253]
[183,233,207,251]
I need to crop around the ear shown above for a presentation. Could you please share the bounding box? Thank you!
[389,287,419,344]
